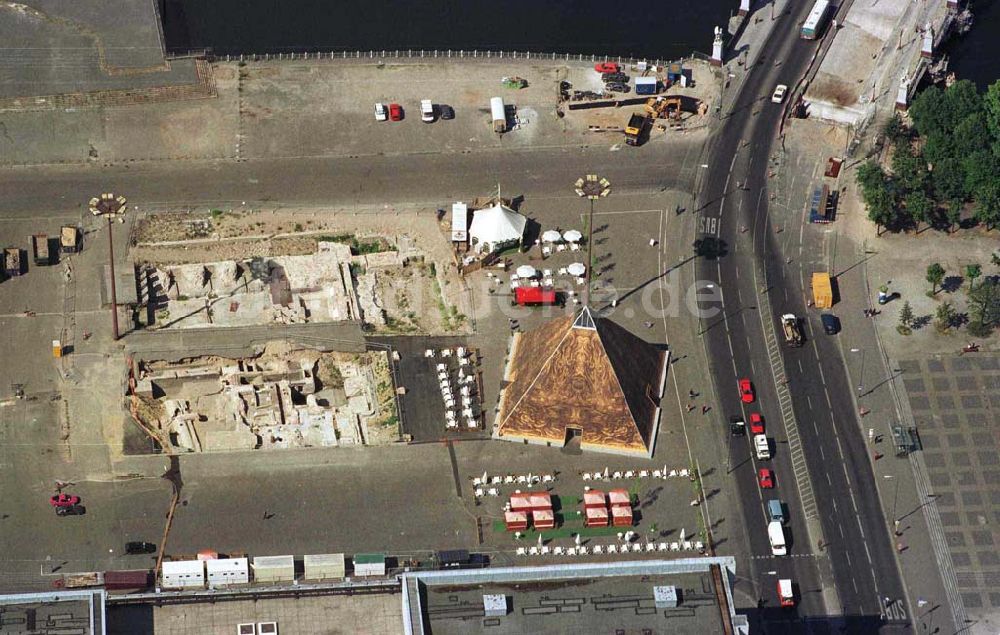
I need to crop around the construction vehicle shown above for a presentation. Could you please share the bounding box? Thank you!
[32,234,50,266]
[811,272,833,308]
[624,113,650,146]
[644,96,682,120]
[780,314,803,347]
[3,248,20,278]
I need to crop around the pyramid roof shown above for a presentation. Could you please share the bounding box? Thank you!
[496,307,666,455]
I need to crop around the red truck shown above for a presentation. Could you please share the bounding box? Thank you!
[513,287,557,306]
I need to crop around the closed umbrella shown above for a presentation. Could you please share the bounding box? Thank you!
[516,264,537,278]
[567,262,586,277]
[563,229,583,243]
[679,528,686,543]
[541,230,562,243]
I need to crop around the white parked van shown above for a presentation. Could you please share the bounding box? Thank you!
[768,521,787,556]
[754,434,770,460]
[420,99,435,123]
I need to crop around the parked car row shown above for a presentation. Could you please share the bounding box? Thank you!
[374,101,454,123]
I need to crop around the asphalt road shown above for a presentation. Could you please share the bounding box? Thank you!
[695,4,909,632]
[0,142,702,217]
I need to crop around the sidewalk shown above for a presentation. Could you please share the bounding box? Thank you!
[832,232,962,633]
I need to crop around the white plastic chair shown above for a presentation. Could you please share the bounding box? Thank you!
[475,487,484,497]
[669,470,678,478]
[679,469,689,477]
[529,547,539,555]
[645,542,655,552]
[491,476,502,485]
[582,472,592,481]
[517,475,527,484]
[578,546,589,555]
[504,475,515,484]
[613,471,622,479]
[695,541,704,551]
[487,488,498,497]
[670,542,680,551]
[608,544,618,554]
[541,546,550,555]
[592,545,604,554]
[542,474,554,483]
[639,470,649,478]
[516,547,527,556]
[658,542,669,552]
[631,543,642,553]
[624,470,635,478]
[652,470,662,478]
[682,541,692,550]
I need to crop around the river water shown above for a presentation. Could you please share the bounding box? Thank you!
[161,0,737,61]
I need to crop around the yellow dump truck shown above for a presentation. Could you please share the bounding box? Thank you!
[811,272,833,308]
[625,113,650,146]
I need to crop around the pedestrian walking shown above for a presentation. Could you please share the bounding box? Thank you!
[701,405,710,415]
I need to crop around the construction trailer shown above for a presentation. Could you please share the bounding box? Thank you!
[161,560,205,589]
[205,557,250,586]
[353,553,387,577]
[251,555,295,583]
[303,553,346,580]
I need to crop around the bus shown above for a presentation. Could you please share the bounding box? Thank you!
[801,0,831,39]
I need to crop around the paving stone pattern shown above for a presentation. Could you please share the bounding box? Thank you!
[900,355,1000,611]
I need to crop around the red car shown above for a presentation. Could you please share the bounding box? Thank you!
[50,493,81,507]
[388,103,403,121]
[738,378,755,403]
[750,413,765,434]
[594,62,620,74]
[758,468,775,489]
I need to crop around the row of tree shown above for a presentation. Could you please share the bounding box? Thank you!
[857,80,1000,234]
[914,259,1000,336]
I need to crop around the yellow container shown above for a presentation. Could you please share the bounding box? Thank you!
[812,272,833,309]
[52,339,62,358]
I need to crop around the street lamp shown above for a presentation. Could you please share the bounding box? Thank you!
[851,347,866,394]
[884,474,900,534]
[574,174,611,306]
[88,193,127,340]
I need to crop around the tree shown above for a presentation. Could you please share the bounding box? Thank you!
[906,190,934,232]
[985,80,1000,154]
[856,160,898,233]
[935,301,956,332]
[965,263,982,290]
[967,278,1000,335]
[932,158,968,204]
[898,301,914,335]
[882,113,908,145]
[899,301,914,327]
[891,142,928,196]
[973,180,1000,230]
[926,263,945,295]
[946,198,964,233]
[992,252,1000,268]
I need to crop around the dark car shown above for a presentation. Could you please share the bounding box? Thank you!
[125,541,157,555]
[605,82,630,93]
[729,415,746,436]
[439,104,455,120]
[601,72,629,83]
[56,505,85,516]
[821,313,840,334]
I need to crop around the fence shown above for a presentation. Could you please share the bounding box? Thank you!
[169,48,711,70]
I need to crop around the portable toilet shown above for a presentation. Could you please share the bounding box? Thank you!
[52,340,62,358]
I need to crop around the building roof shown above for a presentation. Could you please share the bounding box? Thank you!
[468,203,526,252]
[496,307,666,455]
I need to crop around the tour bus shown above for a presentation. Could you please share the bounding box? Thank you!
[801,0,831,39]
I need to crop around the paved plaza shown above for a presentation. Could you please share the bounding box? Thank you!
[899,354,1000,623]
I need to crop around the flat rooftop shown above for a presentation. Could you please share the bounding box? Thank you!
[0,590,105,634]
[403,558,742,635]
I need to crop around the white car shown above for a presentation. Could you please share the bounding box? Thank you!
[374,102,387,121]
[420,99,435,123]
[771,84,788,104]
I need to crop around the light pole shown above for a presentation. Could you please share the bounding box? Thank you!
[89,193,128,340]
[851,347,866,394]
[884,474,900,534]
[574,174,610,306]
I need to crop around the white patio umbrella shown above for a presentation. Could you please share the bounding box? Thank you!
[567,262,586,277]
[541,229,562,243]
[563,229,583,243]
[516,264,537,278]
